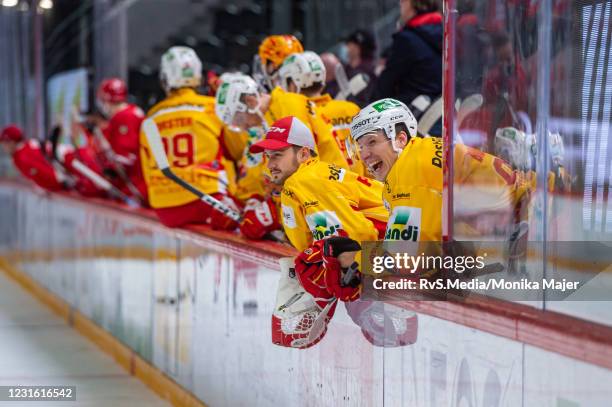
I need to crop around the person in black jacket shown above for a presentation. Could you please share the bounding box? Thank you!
[373,0,443,134]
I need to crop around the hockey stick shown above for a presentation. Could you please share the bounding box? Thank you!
[142,118,241,222]
[335,65,369,101]
[92,126,145,203]
[417,96,443,135]
[70,158,137,205]
[305,297,337,344]
[456,93,483,128]
[334,64,351,100]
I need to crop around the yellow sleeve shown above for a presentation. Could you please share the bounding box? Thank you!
[307,101,348,169]
[453,144,530,214]
[220,125,248,162]
[267,88,348,169]
[280,188,311,252]
[234,162,267,202]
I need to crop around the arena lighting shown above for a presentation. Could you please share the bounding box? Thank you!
[39,0,53,9]
[1,0,19,7]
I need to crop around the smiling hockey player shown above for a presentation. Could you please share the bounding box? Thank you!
[349,98,534,242]
[215,73,348,240]
[250,116,387,297]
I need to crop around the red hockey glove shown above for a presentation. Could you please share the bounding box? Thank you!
[323,236,362,302]
[239,195,280,239]
[293,241,334,306]
[208,193,242,231]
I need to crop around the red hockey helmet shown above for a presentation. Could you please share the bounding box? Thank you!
[96,78,127,104]
[0,125,24,143]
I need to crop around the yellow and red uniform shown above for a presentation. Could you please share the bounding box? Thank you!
[233,87,349,203]
[280,157,388,252]
[309,94,367,176]
[383,137,532,242]
[139,88,236,226]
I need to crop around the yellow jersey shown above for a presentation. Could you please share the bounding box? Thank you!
[280,157,388,252]
[140,88,233,208]
[266,87,348,169]
[233,88,350,202]
[383,137,532,242]
[309,94,367,176]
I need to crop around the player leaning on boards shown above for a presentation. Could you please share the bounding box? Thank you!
[215,73,348,240]
[278,50,368,177]
[140,46,238,229]
[248,116,388,348]
[349,98,534,244]
[96,78,147,205]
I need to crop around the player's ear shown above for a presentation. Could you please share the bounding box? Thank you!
[296,146,311,162]
[395,131,409,149]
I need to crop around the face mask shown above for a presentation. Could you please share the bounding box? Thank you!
[338,44,349,65]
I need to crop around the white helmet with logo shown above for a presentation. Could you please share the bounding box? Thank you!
[159,46,202,93]
[278,51,326,94]
[215,74,261,127]
[350,98,417,152]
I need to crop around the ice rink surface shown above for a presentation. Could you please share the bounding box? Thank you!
[0,271,170,407]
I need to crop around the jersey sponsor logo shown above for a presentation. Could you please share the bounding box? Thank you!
[303,200,319,208]
[385,206,421,241]
[328,165,346,182]
[432,138,443,169]
[306,210,343,241]
[330,116,353,127]
[392,192,411,201]
[282,204,297,229]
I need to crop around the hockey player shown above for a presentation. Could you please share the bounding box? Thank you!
[215,74,348,239]
[0,125,64,192]
[349,98,533,242]
[255,35,304,91]
[278,51,367,176]
[96,77,147,203]
[140,46,238,228]
[250,116,388,299]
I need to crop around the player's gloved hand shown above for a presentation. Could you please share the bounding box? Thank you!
[208,193,242,231]
[239,195,280,240]
[322,236,362,302]
[294,240,334,305]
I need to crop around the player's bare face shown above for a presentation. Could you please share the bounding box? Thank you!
[357,132,395,181]
[0,141,16,155]
[265,147,300,185]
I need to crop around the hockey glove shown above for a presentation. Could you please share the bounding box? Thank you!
[239,195,280,240]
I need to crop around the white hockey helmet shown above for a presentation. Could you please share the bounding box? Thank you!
[350,98,418,153]
[278,51,326,94]
[215,74,261,127]
[159,46,202,93]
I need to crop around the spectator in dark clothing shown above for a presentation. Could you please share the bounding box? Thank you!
[373,0,443,134]
[343,29,378,107]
